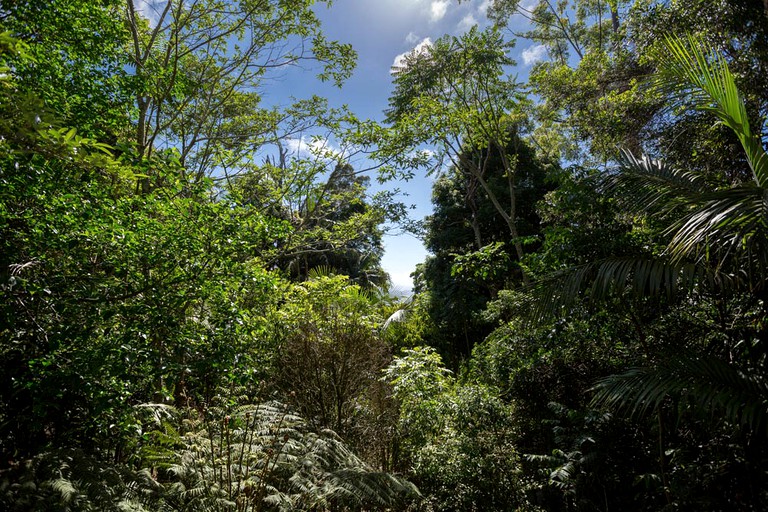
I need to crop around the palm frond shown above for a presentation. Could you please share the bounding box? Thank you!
[582,37,768,293]
[306,264,338,280]
[657,34,768,187]
[383,308,409,331]
[603,149,708,217]
[665,184,768,284]
[591,354,768,432]
[527,256,729,324]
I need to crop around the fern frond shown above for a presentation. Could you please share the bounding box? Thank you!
[48,477,78,503]
[135,403,177,426]
[153,401,418,511]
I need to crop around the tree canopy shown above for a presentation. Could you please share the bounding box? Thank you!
[2,1,768,511]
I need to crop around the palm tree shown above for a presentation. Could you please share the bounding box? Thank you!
[532,34,768,432]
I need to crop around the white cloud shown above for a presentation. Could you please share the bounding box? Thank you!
[521,44,547,65]
[134,0,162,27]
[388,270,414,296]
[309,137,343,160]
[405,31,421,45]
[430,0,449,21]
[457,13,478,32]
[391,37,433,71]
[283,137,305,155]
[478,0,492,16]
[284,136,342,161]
[520,0,538,10]
[419,148,436,159]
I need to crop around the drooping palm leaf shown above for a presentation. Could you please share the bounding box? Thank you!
[521,35,768,450]
[591,354,768,433]
[603,149,708,218]
[528,34,768,321]
[607,150,768,286]
[526,148,735,323]
[527,256,733,324]
[666,184,768,285]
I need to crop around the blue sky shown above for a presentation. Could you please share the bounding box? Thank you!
[135,0,543,292]
[303,0,542,292]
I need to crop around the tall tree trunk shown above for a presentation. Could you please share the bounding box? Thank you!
[611,5,620,34]
[459,150,530,285]
[480,147,529,285]
[466,174,484,249]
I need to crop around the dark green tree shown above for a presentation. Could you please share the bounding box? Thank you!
[417,131,552,362]
[280,162,387,288]
[521,35,768,509]
[234,160,388,289]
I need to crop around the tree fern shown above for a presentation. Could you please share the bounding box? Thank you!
[0,401,418,511]
[156,401,419,511]
[0,448,169,511]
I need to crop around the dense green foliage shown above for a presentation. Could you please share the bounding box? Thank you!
[386,1,768,510]
[2,1,768,511]
[0,2,414,510]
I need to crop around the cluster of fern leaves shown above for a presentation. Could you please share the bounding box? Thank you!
[0,401,419,511]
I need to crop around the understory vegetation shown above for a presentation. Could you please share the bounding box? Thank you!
[2,1,768,510]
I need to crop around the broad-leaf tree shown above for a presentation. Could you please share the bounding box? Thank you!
[123,0,356,183]
[383,27,534,283]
